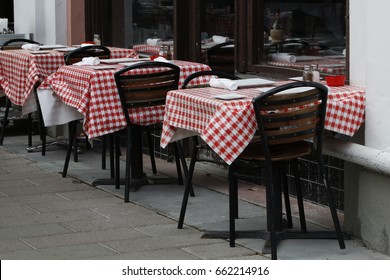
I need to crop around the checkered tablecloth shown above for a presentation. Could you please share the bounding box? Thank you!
[0,47,138,107]
[267,57,346,75]
[39,60,211,138]
[133,45,160,55]
[161,84,366,165]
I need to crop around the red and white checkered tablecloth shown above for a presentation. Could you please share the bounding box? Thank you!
[133,45,161,55]
[0,47,138,107]
[39,60,211,139]
[267,57,346,75]
[161,84,366,165]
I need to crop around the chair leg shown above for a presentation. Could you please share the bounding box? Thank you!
[178,140,198,229]
[281,163,293,228]
[101,135,107,170]
[291,159,307,232]
[27,113,32,147]
[109,134,115,179]
[62,121,77,177]
[124,127,132,203]
[268,164,278,260]
[228,163,238,247]
[146,127,157,174]
[0,97,10,145]
[176,140,195,197]
[172,142,183,185]
[317,154,346,250]
[114,133,120,190]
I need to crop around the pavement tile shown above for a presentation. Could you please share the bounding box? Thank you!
[181,242,257,260]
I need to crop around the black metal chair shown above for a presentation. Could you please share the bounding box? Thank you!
[114,61,184,202]
[1,38,40,50]
[63,45,111,65]
[206,42,235,75]
[228,81,345,259]
[0,39,46,155]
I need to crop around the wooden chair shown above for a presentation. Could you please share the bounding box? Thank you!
[114,61,183,202]
[0,39,46,155]
[63,45,110,65]
[228,81,345,259]
[206,41,235,75]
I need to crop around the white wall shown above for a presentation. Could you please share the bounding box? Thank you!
[13,0,67,45]
[350,0,390,149]
[348,0,390,256]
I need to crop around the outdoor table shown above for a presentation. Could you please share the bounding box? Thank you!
[161,81,364,249]
[0,47,138,115]
[38,59,212,187]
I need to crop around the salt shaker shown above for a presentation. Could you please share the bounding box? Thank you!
[303,65,313,81]
[311,64,320,82]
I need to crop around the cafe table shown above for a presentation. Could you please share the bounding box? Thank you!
[0,47,138,114]
[160,81,365,247]
[37,59,212,186]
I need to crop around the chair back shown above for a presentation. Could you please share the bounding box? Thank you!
[114,61,180,125]
[252,81,328,160]
[206,41,235,75]
[64,45,111,65]
[1,39,40,50]
[182,70,240,89]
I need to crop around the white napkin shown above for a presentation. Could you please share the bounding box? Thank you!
[212,35,230,44]
[21,44,41,51]
[153,56,173,63]
[209,78,238,91]
[270,53,296,63]
[73,57,100,66]
[146,38,163,46]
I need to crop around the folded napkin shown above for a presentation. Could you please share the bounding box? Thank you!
[270,53,296,63]
[212,35,230,44]
[153,56,174,64]
[209,78,238,91]
[146,38,163,46]
[22,44,40,51]
[73,57,100,66]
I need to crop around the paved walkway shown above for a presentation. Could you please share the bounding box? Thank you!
[0,134,389,260]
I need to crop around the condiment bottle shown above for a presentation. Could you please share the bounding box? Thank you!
[311,64,320,82]
[303,65,313,81]
[93,34,101,45]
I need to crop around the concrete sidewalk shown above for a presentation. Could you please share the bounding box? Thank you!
[0,134,388,260]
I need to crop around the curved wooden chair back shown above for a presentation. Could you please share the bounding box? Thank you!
[64,45,111,65]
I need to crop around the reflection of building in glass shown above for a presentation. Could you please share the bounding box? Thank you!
[132,0,173,44]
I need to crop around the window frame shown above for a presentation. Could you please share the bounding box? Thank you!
[236,0,349,80]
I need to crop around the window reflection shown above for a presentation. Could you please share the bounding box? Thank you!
[132,0,173,44]
[263,0,346,75]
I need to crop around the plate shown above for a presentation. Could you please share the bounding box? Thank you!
[39,44,68,50]
[30,50,51,54]
[119,61,149,67]
[100,58,149,64]
[56,47,77,52]
[214,93,246,100]
[89,65,117,70]
[233,78,275,88]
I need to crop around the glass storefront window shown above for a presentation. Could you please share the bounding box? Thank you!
[132,0,174,45]
[257,0,347,76]
[200,0,235,41]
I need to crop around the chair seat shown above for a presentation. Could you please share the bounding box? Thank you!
[240,140,312,162]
